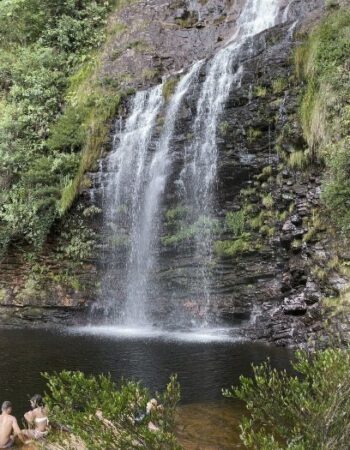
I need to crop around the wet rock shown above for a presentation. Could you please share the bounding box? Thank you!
[283,294,308,315]
[304,280,322,305]
[290,214,303,226]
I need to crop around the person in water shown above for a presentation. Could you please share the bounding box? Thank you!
[0,401,21,448]
[22,394,49,441]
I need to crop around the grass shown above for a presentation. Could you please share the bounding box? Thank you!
[256,166,272,181]
[287,150,309,170]
[262,193,274,209]
[249,212,264,231]
[219,120,230,136]
[272,77,287,94]
[214,235,251,257]
[161,216,220,247]
[260,225,274,237]
[254,85,267,97]
[295,7,350,230]
[162,77,178,102]
[141,67,160,81]
[295,8,349,152]
[225,210,246,236]
[247,127,262,143]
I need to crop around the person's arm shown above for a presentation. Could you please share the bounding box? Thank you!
[12,417,21,435]
[24,411,34,425]
[12,418,26,444]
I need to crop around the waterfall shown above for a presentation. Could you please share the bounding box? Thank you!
[100,62,202,325]
[177,0,281,322]
[97,0,285,329]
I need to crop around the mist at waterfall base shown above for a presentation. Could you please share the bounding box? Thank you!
[88,0,285,338]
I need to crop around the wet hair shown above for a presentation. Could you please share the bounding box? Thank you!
[2,401,12,411]
[30,394,44,408]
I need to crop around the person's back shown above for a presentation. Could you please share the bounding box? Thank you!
[0,401,20,449]
[22,394,49,442]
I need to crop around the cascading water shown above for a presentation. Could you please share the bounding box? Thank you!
[99,62,202,325]
[95,0,286,333]
[98,86,163,322]
[177,0,281,323]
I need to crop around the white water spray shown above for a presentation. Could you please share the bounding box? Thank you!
[100,63,202,324]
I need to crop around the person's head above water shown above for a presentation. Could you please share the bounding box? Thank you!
[1,401,12,414]
[30,394,44,409]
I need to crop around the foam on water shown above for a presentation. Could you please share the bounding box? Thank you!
[71,325,242,343]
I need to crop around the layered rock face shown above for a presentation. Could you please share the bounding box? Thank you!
[2,0,344,348]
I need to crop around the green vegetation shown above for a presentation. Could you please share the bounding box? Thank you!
[164,205,189,224]
[175,13,197,28]
[287,150,310,170]
[226,346,350,450]
[0,0,126,255]
[272,77,287,94]
[43,371,181,449]
[295,7,350,230]
[142,68,160,81]
[225,210,246,236]
[303,210,324,243]
[256,165,272,182]
[219,120,230,136]
[214,236,251,257]
[58,214,97,261]
[162,77,178,102]
[214,209,254,257]
[254,85,267,97]
[261,193,274,209]
[161,215,220,247]
[247,127,262,143]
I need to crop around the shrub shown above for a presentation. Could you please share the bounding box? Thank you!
[225,347,350,450]
[0,0,124,252]
[43,371,181,450]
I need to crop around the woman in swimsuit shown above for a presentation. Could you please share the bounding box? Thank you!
[22,395,49,442]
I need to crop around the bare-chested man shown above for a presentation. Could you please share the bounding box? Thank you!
[0,401,21,449]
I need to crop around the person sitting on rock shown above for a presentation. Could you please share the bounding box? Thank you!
[22,395,49,442]
[0,401,21,448]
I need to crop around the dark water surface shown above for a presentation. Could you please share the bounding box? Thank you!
[0,328,293,448]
